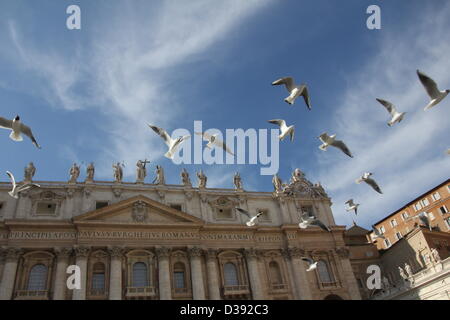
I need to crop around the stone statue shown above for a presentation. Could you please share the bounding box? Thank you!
[24,162,36,182]
[181,168,191,187]
[153,165,165,185]
[272,174,283,193]
[398,266,408,282]
[136,160,147,183]
[197,170,207,189]
[233,172,243,190]
[291,168,305,183]
[113,162,123,183]
[69,163,80,183]
[382,276,390,291]
[404,263,413,278]
[86,163,95,182]
[431,248,441,263]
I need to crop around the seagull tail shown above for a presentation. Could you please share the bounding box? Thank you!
[164,150,174,159]
[284,97,294,105]
[9,132,23,142]
[355,178,363,184]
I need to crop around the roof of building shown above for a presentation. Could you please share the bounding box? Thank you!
[372,178,450,227]
[345,222,370,236]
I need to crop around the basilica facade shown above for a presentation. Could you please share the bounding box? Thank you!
[0,163,361,300]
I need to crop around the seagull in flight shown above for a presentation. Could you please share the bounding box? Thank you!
[236,208,264,227]
[345,199,360,215]
[376,98,406,126]
[148,124,190,159]
[6,171,40,199]
[411,212,432,231]
[298,212,331,232]
[271,77,311,109]
[0,115,41,149]
[195,132,234,156]
[267,119,295,142]
[301,257,318,272]
[355,172,383,194]
[318,133,353,158]
[370,228,385,241]
[417,70,449,111]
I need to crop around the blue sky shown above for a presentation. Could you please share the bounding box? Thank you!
[0,0,449,229]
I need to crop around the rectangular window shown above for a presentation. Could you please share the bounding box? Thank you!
[432,192,441,201]
[414,203,422,211]
[257,209,271,221]
[217,208,233,219]
[95,201,109,210]
[174,272,185,289]
[439,206,449,215]
[390,219,398,227]
[379,226,385,234]
[170,204,183,211]
[36,202,57,215]
[395,232,402,240]
[384,238,391,248]
[445,217,450,230]
[421,198,430,207]
[301,206,314,217]
[401,212,409,220]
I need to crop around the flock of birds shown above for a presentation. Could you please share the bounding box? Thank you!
[0,68,448,272]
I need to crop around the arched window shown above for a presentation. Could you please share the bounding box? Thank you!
[269,261,283,284]
[317,260,334,283]
[91,262,106,292]
[132,262,149,287]
[224,262,239,286]
[173,262,186,289]
[27,264,48,291]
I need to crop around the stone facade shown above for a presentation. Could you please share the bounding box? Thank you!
[0,170,361,300]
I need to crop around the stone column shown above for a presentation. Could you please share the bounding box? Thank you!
[281,249,301,299]
[108,246,124,300]
[156,247,172,300]
[335,248,361,300]
[188,247,206,300]
[53,247,72,300]
[72,246,90,300]
[288,247,312,300]
[0,248,22,300]
[0,249,5,283]
[244,248,264,300]
[205,249,221,300]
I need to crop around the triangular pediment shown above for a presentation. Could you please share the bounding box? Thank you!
[73,195,204,225]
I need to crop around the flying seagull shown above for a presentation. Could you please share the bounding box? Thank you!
[355,172,383,194]
[271,77,311,109]
[301,257,318,272]
[417,70,449,111]
[447,149,450,155]
[236,208,263,227]
[0,115,41,149]
[413,212,432,231]
[298,212,331,232]
[370,228,385,241]
[376,98,406,126]
[147,124,190,159]
[6,171,40,199]
[195,132,234,156]
[345,199,360,215]
[267,119,295,141]
[318,133,353,158]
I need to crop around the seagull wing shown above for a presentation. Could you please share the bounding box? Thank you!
[195,132,213,141]
[148,124,172,147]
[212,138,234,156]
[299,85,311,110]
[6,171,16,188]
[345,199,354,206]
[331,139,353,158]
[319,133,330,144]
[0,117,13,130]
[376,98,396,115]
[417,70,441,99]
[267,119,286,128]
[20,123,41,149]
[272,77,295,92]
[236,207,251,219]
[312,219,330,232]
[290,127,295,142]
[366,178,383,194]
[301,257,314,265]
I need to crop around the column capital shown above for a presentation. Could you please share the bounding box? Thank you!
[188,246,203,259]
[287,247,306,259]
[243,248,261,260]
[205,248,218,261]
[335,247,350,259]
[155,247,171,259]
[73,245,90,258]
[108,246,125,258]
[54,247,73,259]
[2,247,23,261]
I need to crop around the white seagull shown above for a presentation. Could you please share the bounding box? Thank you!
[345,199,360,215]
[376,98,406,126]
[298,212,331,232]
[271,77,311,109]
[301,257,318,272]
[318,132,353,158]
[370,228,385,241]
[148,124,190,159]
[417,70,449,111]
[412,212,432,231]
[0,115,41,149]
[6,171,40,199]
[195,132,234,156]
[267,119,295,141]
[236,208,263,227]
[355,172,383,194]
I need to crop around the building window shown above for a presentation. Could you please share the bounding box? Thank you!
[439,206,449,215]
[269,261,283,285]
[132,262,149,287]
[36,202,57,215]
[414,203,422,211]
[27,264,48,291]
[421,198,430,207]
[95,201,109,210]
[170,204,183,211]
[395,232,402,240]
[223,263,239,286]
[301,206,314,217]
[384,238,391,248]
[432,192,441,201]
[445,217,450,230]
[217,208,233,219]
[390,219,398,227]
[257,209,271,222]
[91,262,106,293]
[401,212,409,220]
[317,260,334,283]
[379,226,385,234]
[173,262,186,289]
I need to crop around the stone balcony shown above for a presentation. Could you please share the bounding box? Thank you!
[125,286,157,299]
[15,290,49,300]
